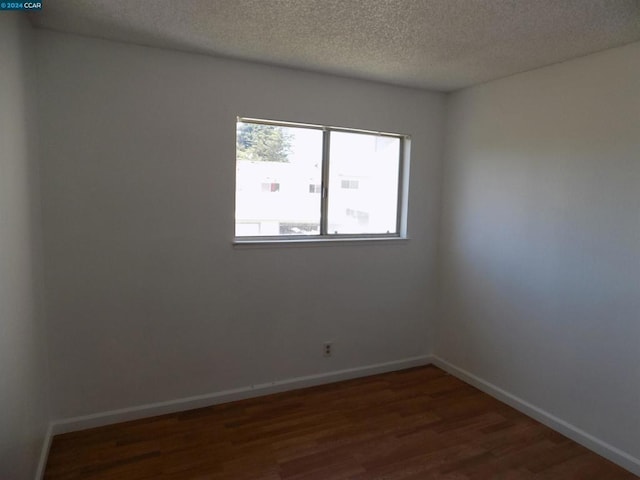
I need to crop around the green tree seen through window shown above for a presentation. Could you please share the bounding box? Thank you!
[237,122,293,163]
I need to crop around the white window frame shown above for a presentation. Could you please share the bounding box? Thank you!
[234,117,411,244]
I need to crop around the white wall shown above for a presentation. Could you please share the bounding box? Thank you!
[439,41,640,465]
[0,13,50,480]
[36,31,445,420]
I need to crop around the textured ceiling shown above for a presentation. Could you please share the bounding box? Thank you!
[29,0,640,91]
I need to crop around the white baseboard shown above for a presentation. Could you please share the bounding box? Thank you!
[432,355,640,477]
[50,355,433,436]
[35,423,53,480]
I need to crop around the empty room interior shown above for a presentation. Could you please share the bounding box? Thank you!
[1,1,639,479]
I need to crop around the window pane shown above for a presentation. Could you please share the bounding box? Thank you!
[327,132,400,234]
[235,122,323,236]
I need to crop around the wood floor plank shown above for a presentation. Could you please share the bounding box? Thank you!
[44,366,638,479]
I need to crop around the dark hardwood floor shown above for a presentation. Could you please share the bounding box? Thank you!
[44,365,637,479]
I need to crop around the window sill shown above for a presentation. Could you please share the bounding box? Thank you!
[233,236,409,249]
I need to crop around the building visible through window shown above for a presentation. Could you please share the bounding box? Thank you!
[235,118,407,239]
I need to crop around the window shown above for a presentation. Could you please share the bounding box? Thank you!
[261,182,280,193]
[340,180,359,189]
[235,118,408,240]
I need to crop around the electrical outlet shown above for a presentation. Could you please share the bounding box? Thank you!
[323,342,333,357]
